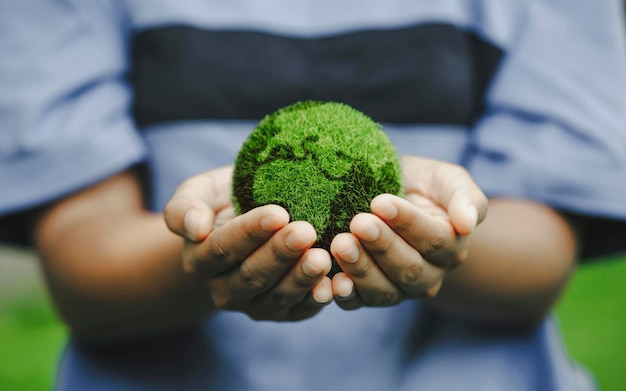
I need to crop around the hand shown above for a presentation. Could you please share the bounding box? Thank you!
[330,156,488,310]
[164,166,333,321]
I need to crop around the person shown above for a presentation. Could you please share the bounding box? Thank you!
[1,1,625,390]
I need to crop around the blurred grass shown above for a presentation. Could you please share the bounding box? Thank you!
[0,256,624,391]
[555,255,626,390]
[0,288,66,391]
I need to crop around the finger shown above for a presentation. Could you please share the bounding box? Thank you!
[214,205,237,229]
[331,230,402,307]
[289,276,333,321]
[164,196,215,242]
[349,213,445,299]
[402,157,487,235]
[331,272,366,311]
[371,194,469,268]
[164,166,234,241]
[227,220,318,299]
[183,204,290,275]
[246,248,332,321]
[258,248,332,311]
[447,188,488,236]
[311,275,334,305]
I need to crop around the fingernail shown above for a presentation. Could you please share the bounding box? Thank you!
[285,232,308,251]
[184,209,202,241]
[334,277,355,299]
[377,200,398,220]
[340,243,359,264]
[312,290,333,305]
[360,221,380,242]
[260,212,285,231]
[302,260,320,277]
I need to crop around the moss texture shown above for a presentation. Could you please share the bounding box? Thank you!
[232,101,403,274]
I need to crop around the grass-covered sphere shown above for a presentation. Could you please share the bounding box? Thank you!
[232,101,403,273]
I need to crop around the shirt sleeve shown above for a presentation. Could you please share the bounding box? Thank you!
[465,0,626,258]
[0,0,146,217]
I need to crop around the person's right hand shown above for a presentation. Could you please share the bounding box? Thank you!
[164,166,333,321]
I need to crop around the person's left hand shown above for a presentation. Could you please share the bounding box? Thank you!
[330,156,488,310]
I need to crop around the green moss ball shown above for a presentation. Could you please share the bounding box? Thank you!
[232,101,404,273]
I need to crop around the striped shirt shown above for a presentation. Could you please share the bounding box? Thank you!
[1,1,624,389]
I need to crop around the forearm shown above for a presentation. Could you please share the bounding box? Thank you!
[34,173,213,344]
[425,199,579,328]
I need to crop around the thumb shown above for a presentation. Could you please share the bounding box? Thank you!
[164,166,233,241]
[164,195,216,242]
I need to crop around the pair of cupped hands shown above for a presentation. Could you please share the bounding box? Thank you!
[164,156,488,321]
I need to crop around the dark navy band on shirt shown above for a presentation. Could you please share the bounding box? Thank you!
[130,23,503,127]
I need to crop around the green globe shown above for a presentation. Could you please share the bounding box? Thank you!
[232,101,404,274]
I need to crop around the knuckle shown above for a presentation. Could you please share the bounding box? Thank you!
[399,262,424,286]
[429,247,459,269]
[426,233,446,253]
[207,237,231,263]
[239,263,268,291]
[270,243,296,266]
[242,217,270,243]
[163,200,189,232]
[366,235,393,258]
[394,212,415,233]
[347,261,371,279]
[365,290,399,307]
[165,194,193,216]
[292,272,315,290]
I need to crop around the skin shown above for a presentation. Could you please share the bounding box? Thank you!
[33,156,577,344]
[34,167,333,344]
[330,157,578,328]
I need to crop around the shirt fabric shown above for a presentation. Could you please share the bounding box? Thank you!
[1,1,625,390]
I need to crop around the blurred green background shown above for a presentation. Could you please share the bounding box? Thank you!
[1,246,624,390]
